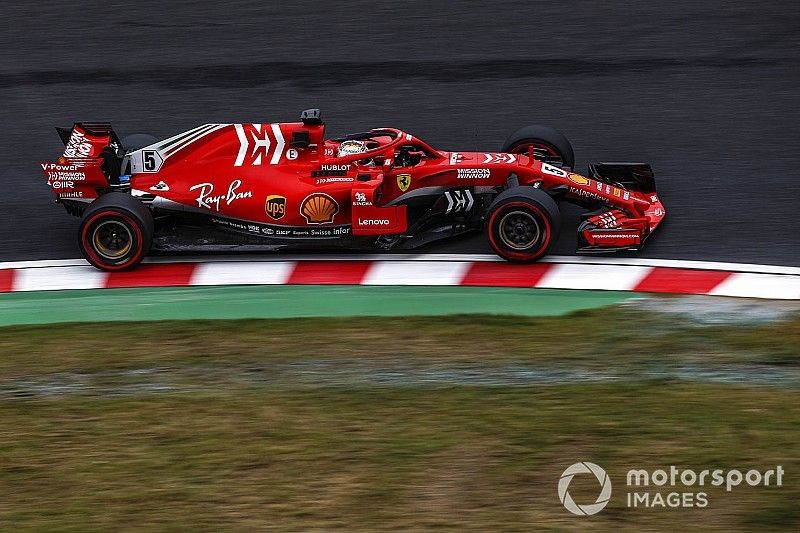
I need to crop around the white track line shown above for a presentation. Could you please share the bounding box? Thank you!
[362,261,472,285]
[536,264,654,291]
[12,266,107,292]
[0,259,89,269]
[191,261,295,286]
[709,273,800,300]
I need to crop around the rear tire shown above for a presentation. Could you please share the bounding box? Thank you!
[502,125,575,168]
[79,193,154,271]
[486,187,561,262]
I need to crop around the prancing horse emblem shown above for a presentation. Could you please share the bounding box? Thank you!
[396,173,411,192]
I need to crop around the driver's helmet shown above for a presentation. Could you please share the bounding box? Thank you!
[337,140,368,158]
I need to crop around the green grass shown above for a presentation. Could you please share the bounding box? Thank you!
[0,309,799,378]
[1,386,798,531]
[0,309,798,531]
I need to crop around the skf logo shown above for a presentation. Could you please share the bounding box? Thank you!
[301,193,339,224]
[396,173,412,192]
[265,195,286,220]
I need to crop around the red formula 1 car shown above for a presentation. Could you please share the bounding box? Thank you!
[42,109,665,271]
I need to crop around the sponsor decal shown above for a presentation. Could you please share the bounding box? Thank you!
[265,195,286,220]
[42,162,87,183]
[358,218,390,226]
[541,162,567,177]
[396,173,412,192]
[46,171,86,181]
[592,232,640,239]
[189,179,253,211]
[286,148,299,160]
[316,176,353,185]
[456,168,491,179]
[150,181,170,192]
[482,153,516,164]
[211,217,350,238]
[353,192,372,206]
[276,226,350,237]
[568,173,591,186]
[444,189,474,214]
[63,130,93,158]
[570,186,607,202]
[650,194,659,202]
[613,187,622,197]
[57,191,85,198]
[449,152,464,164]
[42,162,79,172]
[234,123,285,166]
[312,164,351,178]
[301,193,339,224]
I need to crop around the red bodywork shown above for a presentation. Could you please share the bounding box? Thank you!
[44,120,665,251]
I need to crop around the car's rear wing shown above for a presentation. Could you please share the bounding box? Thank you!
[42,122,123,204]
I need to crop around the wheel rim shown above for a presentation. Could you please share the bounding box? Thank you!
[509,142,563,166]
[498,210,541,250]
[91,220,133,260]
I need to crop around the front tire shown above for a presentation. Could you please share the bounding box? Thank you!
[79,193,154,271]
[502,125,575,169]
[486,187,561,262]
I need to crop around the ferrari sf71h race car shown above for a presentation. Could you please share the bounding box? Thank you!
[42,109,665,271]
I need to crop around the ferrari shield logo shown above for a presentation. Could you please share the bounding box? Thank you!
[265,195,286,220]
[396,173,411,192]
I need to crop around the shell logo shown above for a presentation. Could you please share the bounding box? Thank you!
[301,193,339,224]
[568,173,591,186]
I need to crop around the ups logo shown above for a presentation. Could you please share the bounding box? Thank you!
[265,195,286,220]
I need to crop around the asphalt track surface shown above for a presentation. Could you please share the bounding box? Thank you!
[2,1,799,265]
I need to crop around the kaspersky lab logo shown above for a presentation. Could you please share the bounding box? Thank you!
[558,462,612,516]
